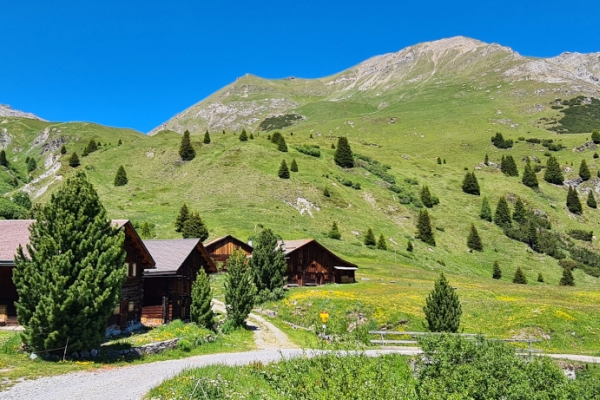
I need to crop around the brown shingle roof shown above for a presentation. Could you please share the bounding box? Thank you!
[143,239,211,275]
[0,220,34,262]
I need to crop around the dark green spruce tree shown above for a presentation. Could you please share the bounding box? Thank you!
[421,185,435,208]
[559,267,575,286]
[239,129,248,141]
[334,137,354,168]
[182,212,209,240]
[60,145,67,155]
[513,267,528,284]
[0,150,8,167]
[290,158,298,172]
[85,139,98,154]
[278,160,290,179]
[480,197,492,222]
[566,186,583,215]
[190,269,214,330]
[13,171,126,352]
[492,261,502,279]
[323,187,330,197]
[462,172,480,195]
[179,130,196,161]
[544,156,564,185]
[512,197,527,224]
[277,136,288,152]
[203,130,211,144]
[377,234,388,250]
[537,273,544,283]
[27,157,37,173]
[364,228,376,246]
[249,228,287,300]
[328,222,341,240]
[522,161,539,189]
[592,129,600,144]
[113,165,128,186]
[423,273,462,333]
[484,153,489,165]
[174,203,190,232]
[68,152,80,167]
[500,155,518,176]
[494,197,512,228]
[579,159,591,181]
[467,223,483,251]
[587,191,597,209]
[407,240,414,252]
[224,249,256,328]
[270,131,282,144]
[417,209,436,246]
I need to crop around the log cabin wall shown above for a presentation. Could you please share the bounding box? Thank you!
[205,236,252,270]
[285,241,357,286]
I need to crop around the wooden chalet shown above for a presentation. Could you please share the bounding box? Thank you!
[282,239,358,286]
[0,219,155,333]
[141,239,216,326]
[204,235,253,269]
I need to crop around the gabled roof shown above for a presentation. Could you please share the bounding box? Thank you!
[204,235,253,253]
[143,239,216,276]
[280,239,359,269]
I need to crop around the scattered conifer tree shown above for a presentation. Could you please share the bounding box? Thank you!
[579,159,591,181]
[323,187,330,197]
[437,157,442,165]
[594,152,599,159]
[492,261,502,279]
[559,267,575,286]
[513,197,527,224]
[118,139,122,146]
[224,249,256,328]
[249,133,254,139]
[407,240,414,252]
[421,185,435,208]
[331,143,335,149]
[239,129,248,141]
[140,222,152,238]
[25,156,30,163]
[526,221,540,252]
[290,159,298,172]
[494,197,512,228]
[179,130,196,161]
[190,269,215,330]
[60,145,67,155]
[377,234,388,250]
[69,152,80,167]
[13,171,126,352]
[278,136,288,152]
[522,162,539,188]
[267,134,271,140]
[587,191,597,209]
[175,203,190,232]
[467,223,483,251]
[443,159,446,164]
[513,267,528,284]
[182,212,209,240]
[480,197,492,222]
[249,228,287,297]
[270,131,282,144]
[461,172,480,195]
[334,137,354,168]
[86,139,98,154]
[592,129,600,144]
[82,147,89,157]
[26,157,37,173]
[113,166,128,186]
[310,134,313,139]
[537,273,544,283]
[203,130,211,144]
[0,150,8,167]
[484,153,489,165]
[544,156,564,185]
[12,192,32,210]
[364,228,376,246]
[566,186,583,215]
[500,155,518,176]
[222,130,225,134]
[423,273,461,333]
[328,222,341,240]
[278,160,290,179]
[417,209,436,246]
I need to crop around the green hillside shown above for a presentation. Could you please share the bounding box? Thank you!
[1,36,600,353]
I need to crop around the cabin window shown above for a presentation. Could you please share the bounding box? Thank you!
[129,263,137,277]
[113,305,120,315]
[128,301,135,312]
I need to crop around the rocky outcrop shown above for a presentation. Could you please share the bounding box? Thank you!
[0,104,44,120]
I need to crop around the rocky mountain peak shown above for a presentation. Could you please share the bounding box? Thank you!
[0,104,44,121]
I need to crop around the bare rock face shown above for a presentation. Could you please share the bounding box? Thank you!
[0,104,44,120]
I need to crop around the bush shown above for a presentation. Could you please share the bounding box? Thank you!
[295,145,321,157]
[568,229,593,241]
[491,132,514,149]
[177,339,192,352]
[258,114,302,131]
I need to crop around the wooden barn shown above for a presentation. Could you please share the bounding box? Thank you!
[204,235,253,269]
[0,219,155,333]
[282,239,358,286]
[141,239,216,326]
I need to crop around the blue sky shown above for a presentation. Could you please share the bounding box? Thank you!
[1,0,599,133]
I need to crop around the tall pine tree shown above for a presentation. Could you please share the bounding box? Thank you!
[494,197,512,228]
[467,223,483,251]
[566,186,583,215]
[462,172,480,195]
[417,209,436,246]
[364,228,376,246]
[334,137,354,168]
[224,250,256,328]
[182,212,209,240]
[544,156,564,185]
[587,191,597,209]
[249,228,287,299]
[480,197,492,222]
[190,268,214,330]
[423,273,462,332]
[179,130,196,161]
[579,159,591,181]
[175,203,190,232]
[113,166,128,186]
[13,171,126,352]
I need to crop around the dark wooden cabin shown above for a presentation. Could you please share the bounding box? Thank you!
[0,219,155,333]
[204,235,253,270]
[141,239,216,326]
[282,239,358,286]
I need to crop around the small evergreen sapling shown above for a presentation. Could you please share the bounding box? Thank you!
[182,212,209,241]
[407,240,414,252]
[278,160,290,179]
[249,133,254,139]
[60,145,67,155]
[290,159,298,172]
[537,273,544,283]
[420,185,436,208]
[86,139,98,154]
[364,228,376,246]
[579,159,591,181]
[423,273,462,333]
[559,267,575,286]
[416,209,436,246]
[566,186,583,215]
[190,269,215,330]
[484,153,489,165]
[331,143,335,149]
[587,191,597,209]
[334,137,354,168]
[592,129,600,144]
[377,234,387,250]
[323,187,330,197]
[522,161,539,188]
[328,222,341,240]
[239,129,248,141]
[175,203,190,232]
[179,130,196,161]
[69,152,80,167]
[118,139,123,145]
[494,197,512,228]
[0,150,7,167]
[467,223,483,251]
[513,267,527,284]
[594,152,599,159]
[461,172,480,195]
[492,261,502,279]
[544,156,564,185]
[203,130,211,144]
[270,131,282,144]
[437,157,442,165]
[480,197,492,222]
[27,157,37,173]
[113,165,128,186]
